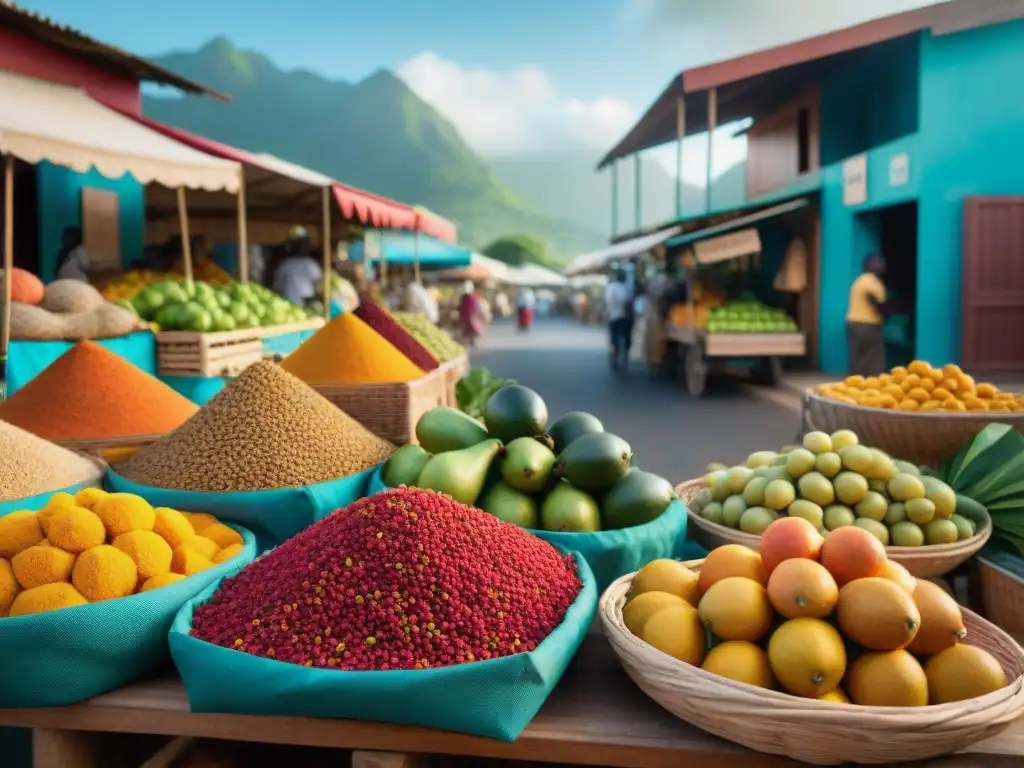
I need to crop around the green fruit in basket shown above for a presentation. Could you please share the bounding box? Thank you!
[722,495,748,528]
[888,473,926,502]
[786,449,816,478]
[815,452,842,479]
[771,453,791,467]
[839,445,874,474]
[416,406,490,454]
[803,431,833,455]
[601,469,675,529]
[382,444,431,487]
[868,479,888,495]
[548,412,604,455]
[885,502,907,526]
[855,492,889,523]
[726,466,755,495]
[788,499,824,528]
[764,479,796,511]
[739,507,778,535]
[706,469,727,489]
[865,449,898,481]
[746,451,777,469]
[823,505,856,530]
[953,493,989,525]
[502,437,556,494]
[540,482,601,533]
[830,430,859,451]
[906,498,936,525]
[743,477,768,506]
[798,472,835,508]
[923,518,959,546]
[950,514,976,540]
[894,460,921,476]
[922,477,957,520]
[854,518,890,545]
[834,472,869,506]
[480,482,538,529]
[416,438,501,506]
[701,502,725,525]
[890,521,925,547]
[762,465,792,484]
[695,488,713,509]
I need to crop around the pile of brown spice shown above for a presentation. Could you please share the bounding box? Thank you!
[190,487,582,670]
[0,420,103,501]
[0,341,198,442]
[117,361,395,492]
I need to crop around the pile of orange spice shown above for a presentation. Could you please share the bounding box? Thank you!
[0,341,199,441]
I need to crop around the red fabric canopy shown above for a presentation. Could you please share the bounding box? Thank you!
[332,183,416,230]
[414,208,457,243]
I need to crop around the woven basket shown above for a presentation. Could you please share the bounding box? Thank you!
[802,391,1024,468]
[600,562,1024,765]
[313,368,447,445]
[439,354,470,407]
[676,478,992,579]
[977,555,1024,637]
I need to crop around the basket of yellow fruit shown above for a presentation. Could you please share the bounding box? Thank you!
[600,518,1024,765]
[806,361,1024,468]
[678,429,992,578]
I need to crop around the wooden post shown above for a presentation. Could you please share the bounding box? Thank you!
[236,167,248,283]
[706,87,717,215]
[634,153,642,231]
[413,230,421,285]
[611,161,619,237]
[322,185,332,322]
[675,93,686,219]
[378,234,388,291]
[1,154,13,400]
[176,187,193,283]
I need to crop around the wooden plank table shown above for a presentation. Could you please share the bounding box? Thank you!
[0,635,1022,768]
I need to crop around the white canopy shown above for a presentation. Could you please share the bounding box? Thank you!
[0,70,240,192]
[505,264,568,287]
[254,153,334,187]
[564,225,682,276]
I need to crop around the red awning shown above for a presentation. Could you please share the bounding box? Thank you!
[333,183,417,230]
[415,208,457,243]
[127,112,265,166]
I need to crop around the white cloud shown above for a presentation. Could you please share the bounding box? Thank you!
[396,51,635,159]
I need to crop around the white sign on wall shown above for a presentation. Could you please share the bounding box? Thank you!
[843,154,868,206]
[889,153,910,187]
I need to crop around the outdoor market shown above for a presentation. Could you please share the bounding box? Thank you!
[4,0,1024,767]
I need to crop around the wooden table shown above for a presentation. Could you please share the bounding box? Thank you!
[1,636,1023,768]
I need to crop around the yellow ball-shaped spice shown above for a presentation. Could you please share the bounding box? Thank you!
[0,511,44,559]
[112,530,173,581]
[188,536,220,560]
[183,512,217,532]
[9,582,87,616]
[74,487,109,510]
[72,545,138,602]
[93,494,156,538]
[11,544,76,589]
[153,507,195,549]
[46,507,106,554]
[140,573,186,592]
[0,558,20,615]
[201,523,243,550]
[171,546,213,577]
[212,543,244,564]
[38,493,77,534]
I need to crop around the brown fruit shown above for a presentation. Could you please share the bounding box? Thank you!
[906,580,967,656]
[836,577,921,651]
[697,544,766,594]
[766,559,838,619]
[846,650,928,707]
[819,526,887,586]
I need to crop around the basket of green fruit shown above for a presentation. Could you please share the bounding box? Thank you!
[679,429,991,579]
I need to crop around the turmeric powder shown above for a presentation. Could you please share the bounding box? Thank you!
[280,313,426,385]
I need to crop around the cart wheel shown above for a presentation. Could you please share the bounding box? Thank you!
[685,343,707,397]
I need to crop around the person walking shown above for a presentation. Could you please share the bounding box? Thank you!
[516,286,536,331]
[458,280,485,347]
[605,268,633,371]
[846,254,888,375]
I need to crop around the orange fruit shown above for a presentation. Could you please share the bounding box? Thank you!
[878,559,917,594]
[819,526,887,586]
[836,577,921,651]
[767,559,838,619]
[847,650,928,707]
[907,580,967,656]
[759,517,824,577]
[697,544,766,594]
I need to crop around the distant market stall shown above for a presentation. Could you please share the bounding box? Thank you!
[347,232,473,282]
[504,263,568,287]
[435,252,509,283]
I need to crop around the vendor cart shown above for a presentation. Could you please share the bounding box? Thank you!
[664,229,807,397]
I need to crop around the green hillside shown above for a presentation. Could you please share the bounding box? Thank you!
[143,37,602,257]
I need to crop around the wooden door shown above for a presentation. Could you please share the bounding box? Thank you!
[962,197,1024,371]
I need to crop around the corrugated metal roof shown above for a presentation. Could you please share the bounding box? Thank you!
[0,1,226,99]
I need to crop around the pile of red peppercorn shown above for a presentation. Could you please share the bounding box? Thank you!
[190,487,582,671]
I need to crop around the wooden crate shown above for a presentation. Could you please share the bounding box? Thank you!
[439,355,470,407]
[977,555,1024,637]
[314,368,448,445]
[259,317,327,361]
[704,331,806,357]
[156,329,263,378]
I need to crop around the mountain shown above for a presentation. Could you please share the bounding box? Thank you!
[142,37,602,258]
[490,152,749,236]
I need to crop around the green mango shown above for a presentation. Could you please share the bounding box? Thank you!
[415,406,489,454]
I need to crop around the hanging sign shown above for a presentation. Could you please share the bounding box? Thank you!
[694,228,762,265]
[889,153,910,187]
[843,155,868,206]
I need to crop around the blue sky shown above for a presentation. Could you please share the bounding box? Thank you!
[19,0,939,182]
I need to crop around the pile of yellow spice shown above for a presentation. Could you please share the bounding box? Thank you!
[0,488,244,617]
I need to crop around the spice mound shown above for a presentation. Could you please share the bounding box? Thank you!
[0,420,102,502]
[393,312,465,363]
[117,361,395,492]
[190,487,582,670]
[280,313,426,385]
[354,301,439,372]
[0,489,244,617]
[0,341,198,442]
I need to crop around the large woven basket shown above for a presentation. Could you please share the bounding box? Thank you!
[802,391,1024,468]
[676,478,992,579]
[438,354,470,407]
[600,562,1024,765]
[313,368,447,445]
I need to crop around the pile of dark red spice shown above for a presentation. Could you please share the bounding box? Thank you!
[190,487,582,671]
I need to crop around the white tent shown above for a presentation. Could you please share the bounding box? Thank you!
[563,225,682,276]
[504,264,568,287]
[435,252,509,282]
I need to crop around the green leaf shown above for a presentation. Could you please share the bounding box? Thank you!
[998,531,1024,558]
[949,423,1014,486]
[953,427,1024,501]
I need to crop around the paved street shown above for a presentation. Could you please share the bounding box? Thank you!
[469,319,801,483]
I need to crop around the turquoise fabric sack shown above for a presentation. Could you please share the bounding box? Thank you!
[106,466,378,550]
[530,499,690,591]
[365,464,391,496]
[169,552,597,740]
[0,507,256,708]
[0,479,102,516]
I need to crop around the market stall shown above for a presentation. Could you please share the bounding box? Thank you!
[348,232,473,286]
[664,228,806,397]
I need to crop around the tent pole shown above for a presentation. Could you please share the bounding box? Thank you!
[379,234,388,291]
[706,87,717,215]
[322,186,332,322]
[414,229,421,285]
[176,187,193,283]
[236,167,248,283]
[1,154,14,400]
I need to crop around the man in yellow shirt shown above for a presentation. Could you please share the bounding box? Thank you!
[846,254,887,375]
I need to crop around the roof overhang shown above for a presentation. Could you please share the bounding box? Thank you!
[564,226,682,276]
